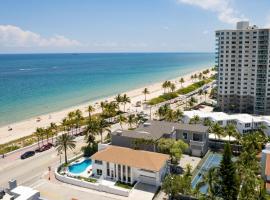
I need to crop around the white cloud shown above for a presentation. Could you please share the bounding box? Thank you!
[0,25,81,48]
[177,0,247,24]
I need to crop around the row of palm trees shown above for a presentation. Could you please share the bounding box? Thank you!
[114,93,130,112]
[162,81,176,93]
[156,104,184,122]
[190,72,207,83]
[117,114,145,129]
[35,122,58,149]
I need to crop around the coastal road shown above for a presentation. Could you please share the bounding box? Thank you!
[0,123,121,188]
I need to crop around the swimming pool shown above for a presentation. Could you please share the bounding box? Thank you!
[191,153,222,194]
[68,159,92,174]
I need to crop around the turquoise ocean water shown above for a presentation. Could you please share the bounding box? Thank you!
[0,53,214,126]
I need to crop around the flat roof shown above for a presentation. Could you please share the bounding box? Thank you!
[11,186,39,200]
[91,146,169,172]
[111,120,208,140]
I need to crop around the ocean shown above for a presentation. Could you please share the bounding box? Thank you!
[0,53,214,126]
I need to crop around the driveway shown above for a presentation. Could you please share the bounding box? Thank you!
[129,182,157,200]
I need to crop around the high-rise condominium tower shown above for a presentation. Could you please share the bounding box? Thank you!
[216,21,270,115]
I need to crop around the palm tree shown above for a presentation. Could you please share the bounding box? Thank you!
[194,74,198,81]
[162,81,171,93]
[164,109,176,122]
[35,128,43,148]
[87,105,95,120]
[49,122,57,144]
[170,83,176,92]
[115,94,123,108]
[142,88,150,101]
[127,114,135,129]
[225,124,238,142]
[203,90,208,102]
[190,75,194,82]
[100,101,106,112]
[118,115,127,130]
[156,104,171,120]
[203,118,212,126]
[75,109,83,134]
[67,111,76,135]
[174,109,183,122]
[210,123,224,149]
[61,118,69,133]
[198,72,203,80]
[180,77,184,88]
[84,118,99,146]
[56,133,76,164]
[189,115,200,124]
[45,128,51,144]
[98,118,111,143]
[196,167,220,199]
[122,94,130,112]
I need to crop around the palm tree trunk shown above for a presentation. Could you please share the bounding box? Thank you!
[37,137,40,148]
[64,147,68,164]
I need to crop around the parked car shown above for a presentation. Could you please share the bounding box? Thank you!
[20,151,35,159]
[35,143,53,152]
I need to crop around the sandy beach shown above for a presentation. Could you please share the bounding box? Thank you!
[0,67,213,145]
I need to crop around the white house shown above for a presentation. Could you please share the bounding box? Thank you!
[183,110,270,136]
[91,145,169,187]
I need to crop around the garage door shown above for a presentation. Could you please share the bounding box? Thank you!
[139,175,156,185]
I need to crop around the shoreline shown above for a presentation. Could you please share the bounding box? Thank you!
[0,66,213,144]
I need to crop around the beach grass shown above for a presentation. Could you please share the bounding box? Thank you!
[148,92,178,105]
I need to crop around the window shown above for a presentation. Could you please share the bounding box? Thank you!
[95,160,103,165]
[127,166,131,183]
[193,133,202,141]
[183,132,188,140]
[107,162,110,176]
[245,123,251,128]
[97,169,102,176]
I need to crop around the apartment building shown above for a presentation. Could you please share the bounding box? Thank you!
[216,21,270,114]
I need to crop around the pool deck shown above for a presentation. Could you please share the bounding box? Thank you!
[191,153,222,193]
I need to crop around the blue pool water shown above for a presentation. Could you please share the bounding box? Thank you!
[68,159,92,174]
[191,153,222,194]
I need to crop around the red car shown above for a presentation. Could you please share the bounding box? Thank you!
[35,143,53,152]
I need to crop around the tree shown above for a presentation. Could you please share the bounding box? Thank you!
[170,83,176,92]
[162,174,182,199]
[100,101,105,112]
[180,77,185,88]
[35,128,43,148]
[56,133,76,164]
[115,94,123,109]
[210,123,224,147]
[122,94,130,112]
[84,118,99,146]
[67,111,76,135]
[203,90,208,102]
[142,88,150,101]
[164,109,176,122]
[75,109,83,134]
[156,104,171,120]
[225,124,238,142]
[219,143,239,200]
[191,75,194,82]
[196,167,220,200]
[87,105,95,120]
[118,115,127,130]
[189,115,200,124]
[174,109,183,122]
[49,122,57,144]
[157,138,188,164]
[96,118,111,143]
[127,114,135,129]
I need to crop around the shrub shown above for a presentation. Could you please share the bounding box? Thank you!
[148,92,178,105]
[115,181,134,189]
[81,143,98,157]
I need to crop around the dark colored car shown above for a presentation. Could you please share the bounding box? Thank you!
[35,143,53,152]
[20,151,35,159]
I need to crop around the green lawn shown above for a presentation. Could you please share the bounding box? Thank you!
[115,181,133,189]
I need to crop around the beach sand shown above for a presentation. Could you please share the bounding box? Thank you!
[0,67,214,144]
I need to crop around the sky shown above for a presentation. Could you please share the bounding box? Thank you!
[0,0,269,53]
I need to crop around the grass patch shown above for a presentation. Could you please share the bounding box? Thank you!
[77,176,97,183]
[115,181,134,189]
[177,76,214,95]
[148,92,178,105]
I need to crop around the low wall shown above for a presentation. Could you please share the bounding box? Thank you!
[55,169,130,197]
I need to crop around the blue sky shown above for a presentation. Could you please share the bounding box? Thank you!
[0,0,269,53]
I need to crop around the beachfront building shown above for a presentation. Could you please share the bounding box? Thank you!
[91,145,169,187]
[216,21,270,114]
[183,110,270,136]
[111,120,209,157]
[261,143,270,194]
